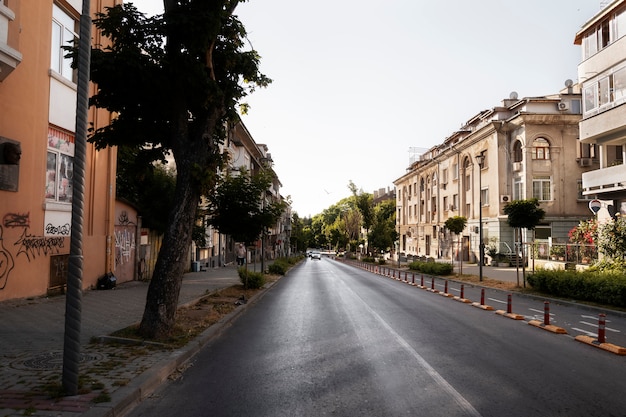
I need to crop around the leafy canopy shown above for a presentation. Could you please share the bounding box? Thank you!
[503,198,545,230]
[208,169,286,245]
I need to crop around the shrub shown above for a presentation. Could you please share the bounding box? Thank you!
[408,261,453,275]
[378,259,386,265]
[527,269,626,308]
[362,256,376,263]
[238,267,265,289]
[268,262,287,275]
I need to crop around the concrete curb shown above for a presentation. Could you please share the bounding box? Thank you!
[82,268,290,417]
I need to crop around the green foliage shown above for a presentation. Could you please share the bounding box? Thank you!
[444,216,467,234]
[408,261,454,275]
[598,215,626,261]
[503,198,545,230]
[368,199,398,253]
[209,170,287,245]
[116,150,177,234]
[527,269,626,307]
[238,267,265,289]
[268,258,290,275]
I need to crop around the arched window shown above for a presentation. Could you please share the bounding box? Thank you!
[531,138,550,160]
[513,140,523,162]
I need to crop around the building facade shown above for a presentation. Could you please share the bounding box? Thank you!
[192,119,289,268]
[395,88,593,264]
[576,0,626,221]
[0,0,118,301]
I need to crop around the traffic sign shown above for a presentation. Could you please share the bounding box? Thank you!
[589,199,602,214]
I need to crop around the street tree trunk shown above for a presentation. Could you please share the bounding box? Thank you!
[138,113,221,339]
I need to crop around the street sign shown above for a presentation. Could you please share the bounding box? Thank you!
[589,199,602,214]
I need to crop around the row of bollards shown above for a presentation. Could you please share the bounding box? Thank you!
[347,258,616,352]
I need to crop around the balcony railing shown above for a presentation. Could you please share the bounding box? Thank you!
[0,1,21,81]
[582,163,626,195]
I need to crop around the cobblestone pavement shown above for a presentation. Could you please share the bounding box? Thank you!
[0,265,243,417]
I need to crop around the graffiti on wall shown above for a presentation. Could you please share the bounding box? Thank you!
[114,228,135,267]
[3,212,30,228]
[45,223,71,236]
[16,229,65,261]
[0,212,67,291]
[0,226,15,289]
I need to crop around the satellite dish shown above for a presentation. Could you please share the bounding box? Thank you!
[509,91,518,100]
[565,79,574,87]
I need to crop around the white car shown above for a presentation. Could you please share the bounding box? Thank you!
[311,251,322,260]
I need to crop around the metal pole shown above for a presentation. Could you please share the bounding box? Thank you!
[477,155,484,282]
[62,0,91,396]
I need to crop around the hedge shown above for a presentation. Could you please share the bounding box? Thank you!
[408,261,454,276]
[527,269,626,308]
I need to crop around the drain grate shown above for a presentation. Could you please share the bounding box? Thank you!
[11,351,105,370]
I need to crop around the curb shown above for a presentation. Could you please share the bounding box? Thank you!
[82,268,290,417]
[574,335,626,356]
[528,320,567,334]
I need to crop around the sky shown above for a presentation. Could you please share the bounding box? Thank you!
[130,0,604,217]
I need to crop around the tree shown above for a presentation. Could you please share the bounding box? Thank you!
[86,2,270,339]
[208,170,286,245]
[444,216,467,275]
[367,200,397,254]
[503,198,545,287]
[116,145,176,234]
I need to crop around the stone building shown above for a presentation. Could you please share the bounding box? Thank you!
[394,87,594,264]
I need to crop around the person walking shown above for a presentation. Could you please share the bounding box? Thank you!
[236,243,247,266]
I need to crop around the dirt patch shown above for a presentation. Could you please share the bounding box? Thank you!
[450,274,521,291]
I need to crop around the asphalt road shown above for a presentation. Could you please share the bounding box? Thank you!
[127,257,626,417]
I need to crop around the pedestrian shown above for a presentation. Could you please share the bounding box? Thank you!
[236,243,246,266]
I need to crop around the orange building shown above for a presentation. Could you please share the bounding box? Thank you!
[0,0,119,301]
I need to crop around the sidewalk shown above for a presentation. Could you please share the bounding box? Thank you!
[0,264,245,417]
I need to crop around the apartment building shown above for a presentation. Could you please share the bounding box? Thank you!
[0,1,118,301]
[395,88,593,263]
[575,0,626,220]
[193,119,289,267]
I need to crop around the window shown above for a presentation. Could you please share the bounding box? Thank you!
[513,140,523,162]
[442,168,448,184]
[599,76,612,107]
[452,194,459,210]
[531,138,550,160]
[452,163,458,180]
[480,188,489,207]
[584,84,598,113]
[51,4,78,82]
[532,176,552,201]
[465,174,471,191]
[580,143,597,159]
[513,178,523,200]
[46,126,75,203]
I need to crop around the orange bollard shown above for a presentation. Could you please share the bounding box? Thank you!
[598,314,606,344]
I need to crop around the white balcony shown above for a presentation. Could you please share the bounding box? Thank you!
[0,2,21,81]
[582,164,626,195]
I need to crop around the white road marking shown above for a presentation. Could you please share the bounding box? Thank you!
[336,276,483,417]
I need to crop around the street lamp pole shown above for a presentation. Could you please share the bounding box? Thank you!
[476,154,484,282]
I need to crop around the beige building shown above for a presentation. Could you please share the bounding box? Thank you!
[192,119,289,268]
[575,0,626,220]
[394,88,593,264]
[0,0,118,301]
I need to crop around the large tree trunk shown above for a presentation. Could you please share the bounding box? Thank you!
[138,114,220,339]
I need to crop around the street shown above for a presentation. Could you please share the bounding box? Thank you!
[127,257,626,417]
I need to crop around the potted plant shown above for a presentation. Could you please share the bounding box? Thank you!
[550,245,565,261]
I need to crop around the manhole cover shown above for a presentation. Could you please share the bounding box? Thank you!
[11,351,105,370]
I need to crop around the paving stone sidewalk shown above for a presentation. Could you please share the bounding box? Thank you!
[0,265,243,417]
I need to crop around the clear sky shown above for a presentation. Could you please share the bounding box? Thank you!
[130,0,603,217]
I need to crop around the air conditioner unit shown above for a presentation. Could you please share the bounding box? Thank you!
[558,101,569,111]
[512,162,522,172]
[579,158,592,167]
[500,195,511,203]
